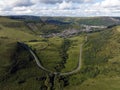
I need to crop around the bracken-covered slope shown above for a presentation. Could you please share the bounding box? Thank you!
[64,26,120,90]
[0,17,49,90]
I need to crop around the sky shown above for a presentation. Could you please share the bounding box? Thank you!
[0,0,120,17]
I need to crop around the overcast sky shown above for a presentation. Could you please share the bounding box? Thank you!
[0,0,120,17]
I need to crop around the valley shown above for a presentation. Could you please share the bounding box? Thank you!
[0,16,120,90]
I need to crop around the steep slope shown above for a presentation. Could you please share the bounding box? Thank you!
[0,17,49,90]
[0,17,74,90]
[0,17,36,35]
[64,26,120,90]
[0,40,48,90]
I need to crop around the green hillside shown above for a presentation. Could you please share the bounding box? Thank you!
[64,26,120,90]
[0,16,120,90]
[0,17,47,90]
[0,17,77,90]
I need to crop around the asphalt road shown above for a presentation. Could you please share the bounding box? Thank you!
[18,42,83,76]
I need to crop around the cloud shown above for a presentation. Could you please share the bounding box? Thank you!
[100,0,120,7]
[85,0,120,16]
[58,1,72,10]
[36,0,93,4]
[13,0,34,7]
[0,0,120,17]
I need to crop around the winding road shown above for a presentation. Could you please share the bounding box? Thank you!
[18,42,83,76]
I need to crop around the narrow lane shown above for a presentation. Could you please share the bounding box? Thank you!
[18,42,83,76]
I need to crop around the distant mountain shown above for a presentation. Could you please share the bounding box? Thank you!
[8,15,43,23]
[45,20,70,25]
[41,16,120,26]
[4,16,120,27]
[0,16,120,35]
[75,17,120,26]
